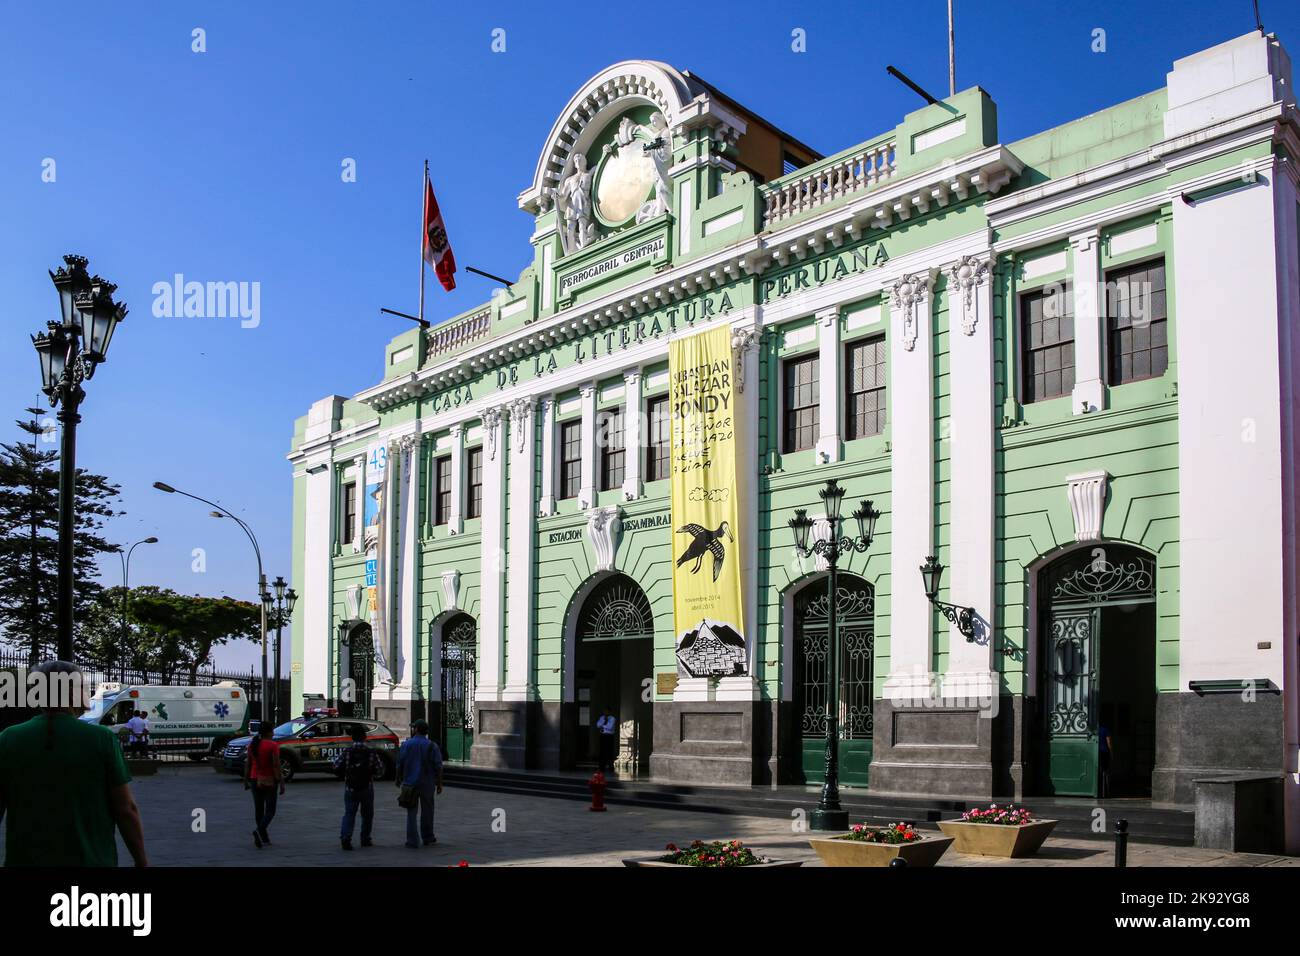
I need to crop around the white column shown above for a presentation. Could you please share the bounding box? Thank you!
[884,270,936,704]
[539,397,556,515]
[622,370,642,500]
[302,455,334,700]
[815,306,841,463]
[505,398,538,700]
[943,255,996,703]
[579,382,597,509]
[447,423,464,535]
[395,434,420,694]
[1070,228,1103,414]
[475,406,507,701]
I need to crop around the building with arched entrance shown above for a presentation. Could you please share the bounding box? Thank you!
[289,32,1300,849]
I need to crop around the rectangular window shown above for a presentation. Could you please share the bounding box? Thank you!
[598,407,625,492]
[1020,283,1075,403]
[559,420,582,500]
[341,482,357,545]
[1106,259,1168,385]
[645,396,671,482]
[465,447,484,520]
[783,354,820,452]
[844,336,886,439]
[434,455,451,525]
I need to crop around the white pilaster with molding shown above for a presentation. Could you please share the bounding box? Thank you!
[622,370,642,500]
[475,406,506,701]
[579,382,597,509]
[943,254,996,700]
[1070,229,1103,414]
[447,423,464,535]
[504,398,538,700]
[394,434,420,697]
[884,269,937,703]
[815,306,841,464]
[538,397,556,515]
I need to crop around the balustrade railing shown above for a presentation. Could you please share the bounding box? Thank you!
[426,308,491,358]
[762,138,897,227]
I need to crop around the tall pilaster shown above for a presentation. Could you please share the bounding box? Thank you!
[504,398,538,700]
[815,306,842,463]
[447,423,464,535]
[476,406,506,701]
[578,382,597,509]
[622,370,642,500]
[539,396,556,515]
[1070,229,1103,414]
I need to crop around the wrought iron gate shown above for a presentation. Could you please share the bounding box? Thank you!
[340,624,373,718]
[794,578,874,787]
[440,614,476,763]
[1041,546,1155,796]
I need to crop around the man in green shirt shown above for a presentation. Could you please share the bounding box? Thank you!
[0,661,148,867]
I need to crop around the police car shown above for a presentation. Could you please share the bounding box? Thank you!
[220,709,400,782]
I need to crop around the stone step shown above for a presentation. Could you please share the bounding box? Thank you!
[442,765,1195,845]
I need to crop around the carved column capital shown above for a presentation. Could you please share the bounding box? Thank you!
[890,269,935,352]
[948,254,992,336]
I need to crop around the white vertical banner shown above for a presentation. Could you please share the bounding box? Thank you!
[363,442,393,683]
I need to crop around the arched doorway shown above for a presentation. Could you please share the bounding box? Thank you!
[571,573,655,775]
[340,623,374,718]
[439,613,477,763]
[1037,543,1157,797]
[791,575,875,787]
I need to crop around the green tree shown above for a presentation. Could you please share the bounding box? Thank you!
[118,588,264,683]
[0,408,121,664]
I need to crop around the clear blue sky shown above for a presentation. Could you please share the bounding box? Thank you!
[1,0,1294,669]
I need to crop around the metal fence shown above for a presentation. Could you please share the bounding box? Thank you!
[0,648,290,722]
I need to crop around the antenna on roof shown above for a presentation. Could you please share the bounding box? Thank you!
[948,0,956,96]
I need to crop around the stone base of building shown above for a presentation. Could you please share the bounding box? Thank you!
[469,700,530,770]
[649,700,758,785]
[867,698,997,798]
[1152,691,1284,804]
[372,698,426,733]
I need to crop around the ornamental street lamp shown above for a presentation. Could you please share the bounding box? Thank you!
[918,556,977,641]
[118,537,158,681]
[153,482,269,722]
[33,255,127,661]
[263,577,297,725]
[789,479,880,831]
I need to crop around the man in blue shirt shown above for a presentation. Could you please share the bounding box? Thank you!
[396,719,443,848]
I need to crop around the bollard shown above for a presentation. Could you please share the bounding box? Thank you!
[588,770,608,812]
[1114,818,1129,867]
[888,856,908,868]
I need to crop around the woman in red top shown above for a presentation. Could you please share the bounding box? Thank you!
[242,723,285,848]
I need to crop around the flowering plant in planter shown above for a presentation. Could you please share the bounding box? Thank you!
[838,822,923,844]
[959,804,1035,825]
[659,839,769,867]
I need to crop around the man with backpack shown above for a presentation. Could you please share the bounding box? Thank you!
[331,724,385,851]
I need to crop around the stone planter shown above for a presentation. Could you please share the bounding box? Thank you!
[808,832,953,867]
[937,818,1058,858]
[623,857,802,868]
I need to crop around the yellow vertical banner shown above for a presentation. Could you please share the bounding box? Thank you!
[670,324,747,677]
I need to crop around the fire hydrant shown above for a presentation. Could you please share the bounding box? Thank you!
[588,771,608,812]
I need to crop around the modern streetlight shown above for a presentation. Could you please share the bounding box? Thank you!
[33,254,127,660]
[153,481,268,722]
[118,536,159,681]
[918,556,977,641]
[788,479,880,831]
[263,577,298,726]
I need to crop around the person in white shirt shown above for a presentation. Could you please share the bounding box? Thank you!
[595,707,616,773]
[126,711,148,757]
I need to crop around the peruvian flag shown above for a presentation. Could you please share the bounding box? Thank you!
[422,174,456,291]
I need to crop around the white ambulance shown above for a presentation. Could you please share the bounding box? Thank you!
[80,681,250,758]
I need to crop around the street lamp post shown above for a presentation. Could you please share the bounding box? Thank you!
[262,577,297,726]
[152,482,268,723]
[788,479,880,831]
[33,255,127,661]
[118,537,159,681]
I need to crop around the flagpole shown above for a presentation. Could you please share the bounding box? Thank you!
[419,159,428,324]
[948,0,956,97]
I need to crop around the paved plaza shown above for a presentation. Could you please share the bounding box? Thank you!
[4,766,1293,868]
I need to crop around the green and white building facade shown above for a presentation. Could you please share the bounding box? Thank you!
[290,31,1300,844]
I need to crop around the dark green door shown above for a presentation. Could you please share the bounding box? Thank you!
[796,579,874,787]
[440,614,476,763]
[1040,546,1157,797]
[1045,607,1099,796]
